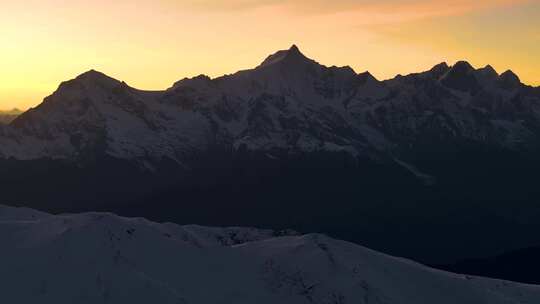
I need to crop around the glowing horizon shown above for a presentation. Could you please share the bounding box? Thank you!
[1,0,539,110]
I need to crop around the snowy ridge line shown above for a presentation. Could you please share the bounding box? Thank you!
[0,45,538,167]
[1,204,540,303]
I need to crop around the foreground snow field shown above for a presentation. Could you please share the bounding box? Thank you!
[0,205,539,304]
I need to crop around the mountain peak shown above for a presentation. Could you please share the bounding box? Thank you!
[500,69,520,82]
[77,69,108,79]
[72,69,122,89]
[482,64,497,74]
[429,62,450,79]
[432,62,449,70]
[498,70,521,89]
[452,61,475,72]
[288,44,301,54]
[257,44,314,69]
[440,60,479,92]
[476,65,499,83]
[30,70,124,112]
[357,71,378,83]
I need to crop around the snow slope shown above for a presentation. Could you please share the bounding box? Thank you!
[1,205,539,304]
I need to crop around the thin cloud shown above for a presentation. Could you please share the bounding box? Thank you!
[179,0,532,21]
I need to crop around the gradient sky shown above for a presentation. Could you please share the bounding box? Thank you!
[1,0,539,110]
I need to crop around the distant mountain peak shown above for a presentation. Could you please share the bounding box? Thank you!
[482,64,497,74]
[500,69,520,82]
[476,64,499,83]
[440,60,480,92]
[498,69,521,89]
[431,62,449,70]
[74,69,121,87]
[25,69,126,115]
[288,44,301,53]
[429,62,451,79]
[357,71,378,83]
[77,69,108,79]
[257,44,315,69]
[452,60,475,72]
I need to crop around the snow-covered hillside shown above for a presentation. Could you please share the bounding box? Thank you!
[1,204,539,304]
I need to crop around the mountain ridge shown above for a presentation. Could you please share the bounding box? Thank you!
[3,45,537,163]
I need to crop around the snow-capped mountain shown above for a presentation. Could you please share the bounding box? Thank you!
[0,45,377,163]
[1,204,539,304]
[3,45,538,164]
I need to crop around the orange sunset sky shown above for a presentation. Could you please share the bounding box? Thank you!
[1,0,539,110]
